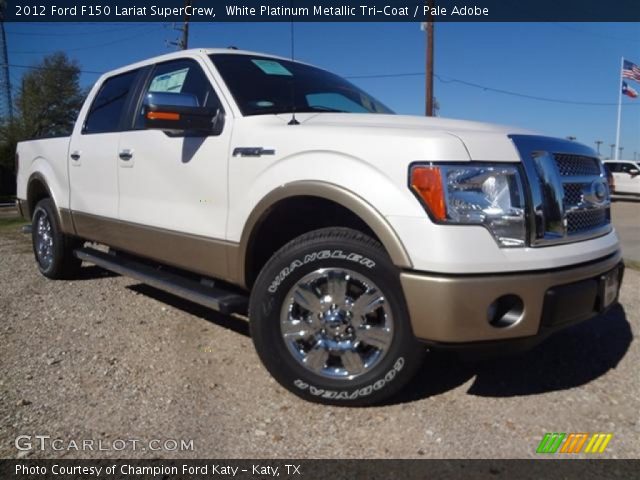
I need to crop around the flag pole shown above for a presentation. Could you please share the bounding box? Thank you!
[615,56,624,160]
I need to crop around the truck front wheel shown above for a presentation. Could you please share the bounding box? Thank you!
[31,198,82,279]
[249,227,425,405]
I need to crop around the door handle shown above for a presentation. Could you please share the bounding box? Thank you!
[119,150,133,161]
[70,151,81,161]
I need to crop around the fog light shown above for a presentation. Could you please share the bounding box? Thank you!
[487,295,524,328]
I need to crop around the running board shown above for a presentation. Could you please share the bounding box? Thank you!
[74,247,248,315]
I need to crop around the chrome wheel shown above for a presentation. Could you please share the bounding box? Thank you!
[34,209,54,270]
[280,268,394,380]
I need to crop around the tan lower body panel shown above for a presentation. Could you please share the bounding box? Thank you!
[59,208,75,234]
[17,201,75,236]
[72,211,241,284]
[401,252,622,343]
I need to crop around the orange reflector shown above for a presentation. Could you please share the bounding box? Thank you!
[410,166,447,221]
[147,111,180,121]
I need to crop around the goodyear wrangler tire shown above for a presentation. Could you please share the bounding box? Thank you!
[249,227,424,405]
[31,198,82,279]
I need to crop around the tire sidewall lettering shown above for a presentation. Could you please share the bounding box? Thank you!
[267,249,376,294]
[293,357,405,400]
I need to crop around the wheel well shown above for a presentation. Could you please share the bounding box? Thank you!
[245,196,379,288]
[27,177,51,219]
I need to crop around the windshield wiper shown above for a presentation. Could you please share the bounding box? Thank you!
[249,105,350,116]
[302,105,347,113]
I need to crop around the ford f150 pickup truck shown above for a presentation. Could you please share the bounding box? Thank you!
[16,49,624,405]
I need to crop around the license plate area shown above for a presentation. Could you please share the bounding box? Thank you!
[600,266,622,310]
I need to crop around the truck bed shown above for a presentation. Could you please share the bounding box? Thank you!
[16,136,71,211]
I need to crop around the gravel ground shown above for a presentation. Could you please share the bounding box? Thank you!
[0,221,638,459]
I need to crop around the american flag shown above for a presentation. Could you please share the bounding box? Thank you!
[623,59,640,83]
[623,81,638,99]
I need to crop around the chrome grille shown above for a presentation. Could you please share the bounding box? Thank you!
[554,154,601,176]
[563,183,584,206]
[567,209,609,233]
[510,135,612,246]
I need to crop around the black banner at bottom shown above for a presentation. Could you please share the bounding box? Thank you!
[1,459,639,480]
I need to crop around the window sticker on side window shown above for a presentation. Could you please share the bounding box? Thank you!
[251,59,293,76]
[149,68,189,93]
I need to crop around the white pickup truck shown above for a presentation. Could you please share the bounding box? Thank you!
[16,49,623,405]
[604,160,640,195]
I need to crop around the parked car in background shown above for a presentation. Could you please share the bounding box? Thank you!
[604,160,640,195]
[603,163,615,192]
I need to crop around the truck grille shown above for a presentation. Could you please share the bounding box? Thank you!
[566,209,609,233]
[563,183,584,206]
[554,154,601,176]
[510,135,611,246]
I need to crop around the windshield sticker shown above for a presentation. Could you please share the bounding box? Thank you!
[252,59,293,76]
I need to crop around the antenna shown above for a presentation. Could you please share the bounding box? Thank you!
[287,11,299,125]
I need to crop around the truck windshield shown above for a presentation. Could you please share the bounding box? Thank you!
[209,54,394,116]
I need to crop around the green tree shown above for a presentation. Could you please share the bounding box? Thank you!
[0,52,85,186]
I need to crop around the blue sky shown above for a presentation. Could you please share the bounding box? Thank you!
[6,21,640,159]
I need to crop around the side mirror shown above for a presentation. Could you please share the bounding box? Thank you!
[143,104,223,135]
[142,92,224,135]
[629,168,639,176]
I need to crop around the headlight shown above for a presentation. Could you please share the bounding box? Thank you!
[410,164,526,247]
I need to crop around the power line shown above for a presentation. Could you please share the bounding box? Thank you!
[5,23,156,37]
[345,71,637,106]
[8,63,104,75]
[6,60,639,108]
[434,74,625,106]
[9,25,161,54]
[549,23,640,44]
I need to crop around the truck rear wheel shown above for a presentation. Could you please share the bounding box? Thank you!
[32,198,82,279]
[249,227,425,405]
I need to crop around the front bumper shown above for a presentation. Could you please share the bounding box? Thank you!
[400,252,623,345]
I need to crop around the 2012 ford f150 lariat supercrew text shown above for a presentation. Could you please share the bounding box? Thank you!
[16,49,624,405]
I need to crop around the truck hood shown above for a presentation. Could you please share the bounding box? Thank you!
[274,112,536,162]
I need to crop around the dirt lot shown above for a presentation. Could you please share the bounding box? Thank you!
[0,212,638,459]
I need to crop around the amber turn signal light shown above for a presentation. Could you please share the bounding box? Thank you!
[146,111,180,121]
[410,166,447,221]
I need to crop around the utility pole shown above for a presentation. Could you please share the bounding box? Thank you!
[0,6,12,120]
[595,140,603,156]
[609,144,615,159]
[618,146,624,159]
[170,0,191,50]
[424,0,435,117]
